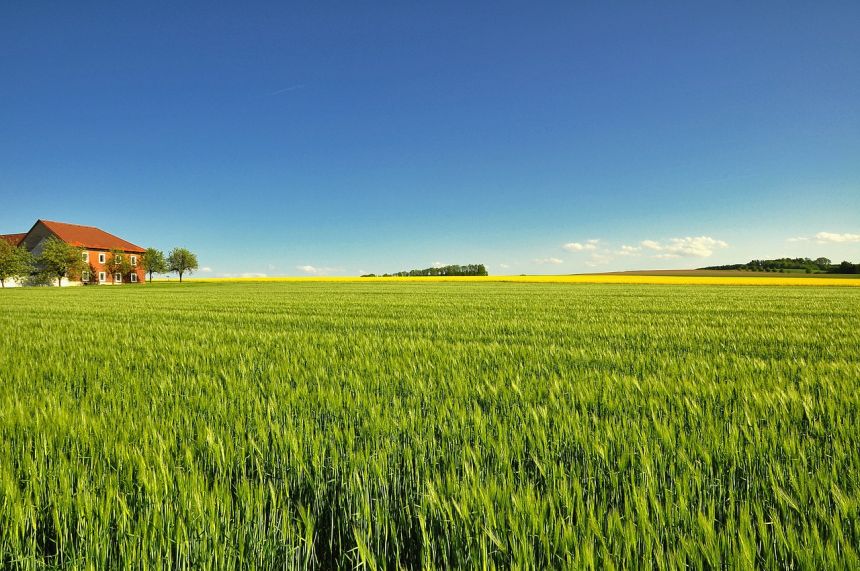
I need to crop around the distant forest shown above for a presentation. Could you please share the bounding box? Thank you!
[701,257,859,274]
[362,264,488,277]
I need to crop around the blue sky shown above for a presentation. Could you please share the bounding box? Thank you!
[2,2,858,276]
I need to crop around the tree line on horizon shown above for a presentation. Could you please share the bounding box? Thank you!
[701,257,860,274]
[361,264,488,278]
[0,237,199,287]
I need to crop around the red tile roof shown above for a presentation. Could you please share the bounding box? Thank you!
[0,233,26,246]
[38,220,146,253]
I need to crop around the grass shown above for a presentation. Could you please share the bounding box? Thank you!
[1,281,858,569]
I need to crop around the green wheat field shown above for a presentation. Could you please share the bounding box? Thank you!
[1,282,858,569]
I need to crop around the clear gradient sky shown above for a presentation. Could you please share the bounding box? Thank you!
[2,2,858,276]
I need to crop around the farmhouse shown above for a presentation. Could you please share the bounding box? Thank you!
[1,219,146,286]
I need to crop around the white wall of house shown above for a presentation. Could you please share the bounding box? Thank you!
[0,276,80,287]
[35,276,82,287]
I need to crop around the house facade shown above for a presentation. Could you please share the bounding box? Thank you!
[1,220,146,286]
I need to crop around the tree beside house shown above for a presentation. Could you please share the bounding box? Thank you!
[141,248,168,283]
[104,249,134,285]
[0,237,34,288]
[39,237,88,287]
[168,248,199,283]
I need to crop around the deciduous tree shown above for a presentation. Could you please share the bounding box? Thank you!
[39,237,86,287]
[140,248,168,283]
[167,248,198,283]
[0,240,34,287]
[104,250,133,284]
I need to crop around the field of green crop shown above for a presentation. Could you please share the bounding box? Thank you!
[0,282,858,569]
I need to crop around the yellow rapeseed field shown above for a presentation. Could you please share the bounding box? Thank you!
[187,274,860,286]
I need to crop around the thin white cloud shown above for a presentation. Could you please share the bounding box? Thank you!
[787,236,809,243]
[432,261,445,268]
[815,231,860,244]
[200,266,213,273]
[534,257,564,265]
[639,236,728,258]
[540,234,728,269]
[498,263,510,269]
[269,84,306,95]
[584,253,613,267]
[297,265,338,275]
[617,245,641,256]
[563,239,599,252]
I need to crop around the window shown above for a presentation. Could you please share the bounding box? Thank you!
[99,272,106,282]
[130,255,137,266]
[115,272,122,283]
[82,251,89,262]
[130,273,138,283]
[81,271,90,282]
[98,253,106,264]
